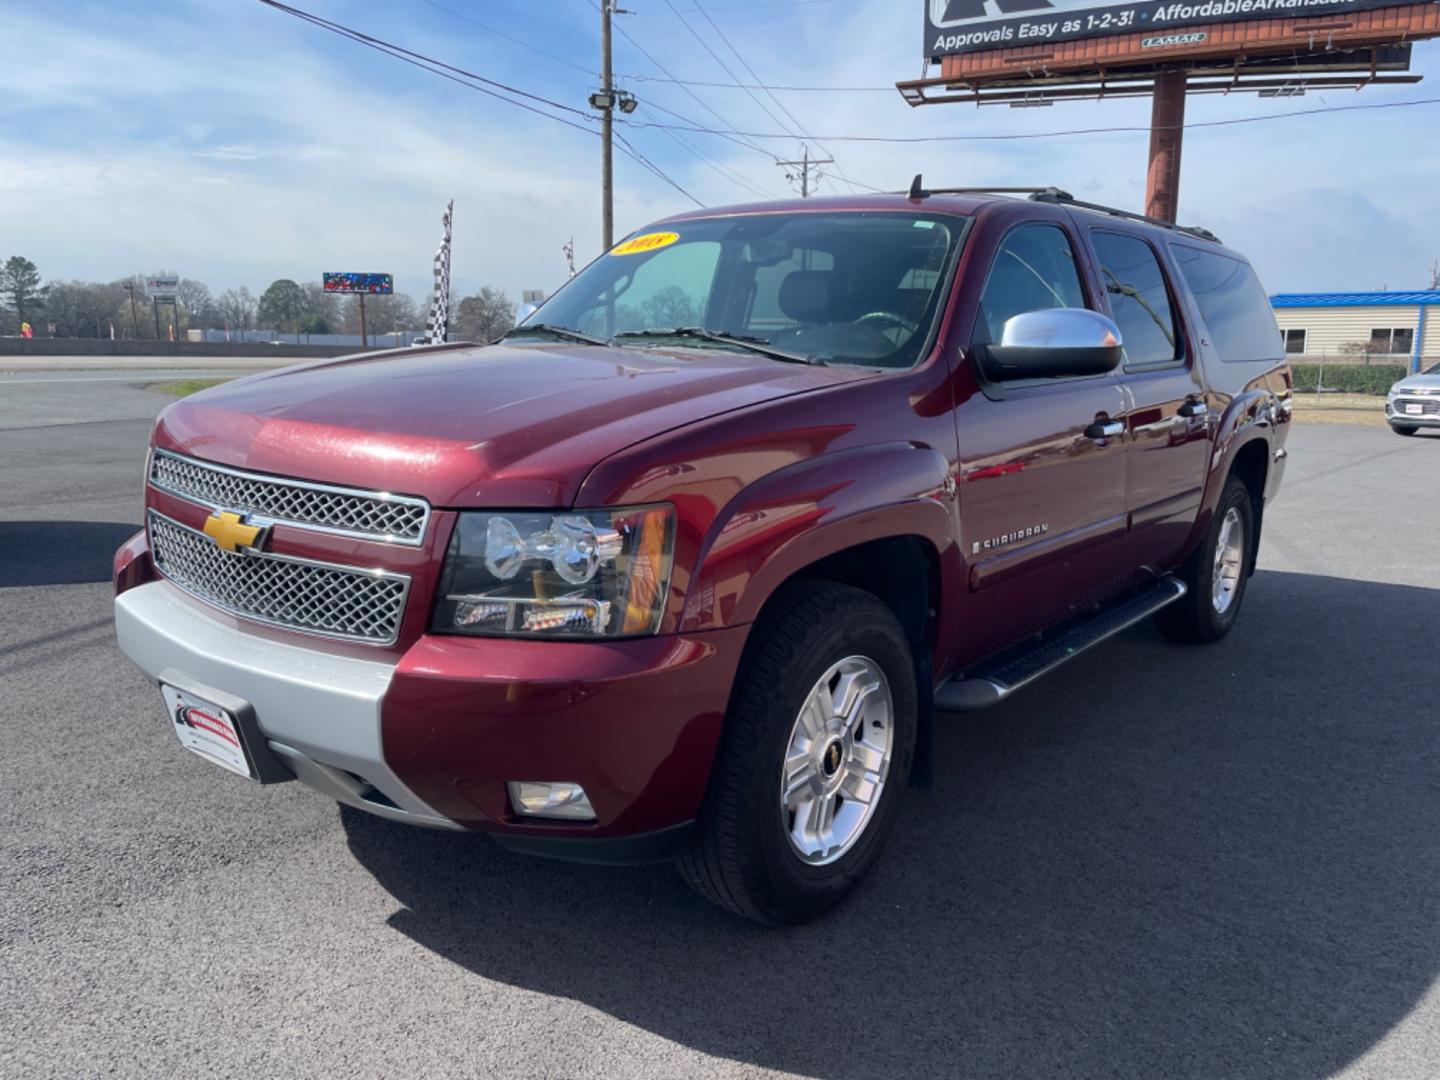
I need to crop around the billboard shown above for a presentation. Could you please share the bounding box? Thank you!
[323,272,394,295]
[926,0,1420,57]
[145,276,179,300]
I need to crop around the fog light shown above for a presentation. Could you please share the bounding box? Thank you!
[508,780,596,821]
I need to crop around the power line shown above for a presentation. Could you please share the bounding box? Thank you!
[416,0,596,75]
[622,95,1440,142]
[257,1,700,206]
[260,1,587,118]
[688,0,856,193]
[613,130,705,206]
[599,1,777,161]
[661,0,808,150]
[625,74,894,92]
[652,124,778,199]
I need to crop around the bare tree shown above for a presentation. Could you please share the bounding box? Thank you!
[176,279,214,331]
[340,293,420,338]
[216,287,257,334]
[1340,338,1392,367]
[454,287,516,342]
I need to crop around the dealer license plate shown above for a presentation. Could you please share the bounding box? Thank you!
[161,684,256,779]
[1405,403,1423,415]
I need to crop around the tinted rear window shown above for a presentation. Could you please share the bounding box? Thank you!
[1170,244,1281,363]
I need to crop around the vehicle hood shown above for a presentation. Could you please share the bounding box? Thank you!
[153,342,881,507]
[1393,374,1440,392]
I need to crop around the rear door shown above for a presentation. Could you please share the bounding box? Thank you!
[1086,229,1212,574]
[952,219,1130,661]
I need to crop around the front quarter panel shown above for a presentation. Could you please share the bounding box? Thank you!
[576,363,961,646]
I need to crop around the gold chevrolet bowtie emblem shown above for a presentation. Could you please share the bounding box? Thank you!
[202,510,266,554]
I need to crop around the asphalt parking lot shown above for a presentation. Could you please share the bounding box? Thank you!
[2,372,1438,1079]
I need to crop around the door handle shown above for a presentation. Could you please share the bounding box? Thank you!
[1084,419,1125,441]
[1178,400,1208,419]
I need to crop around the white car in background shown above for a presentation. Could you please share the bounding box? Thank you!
[1387,362,1440,436]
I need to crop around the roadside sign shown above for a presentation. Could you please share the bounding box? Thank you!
[145,276,179,300]
[925,0,1425,57]
[323,272,394,295]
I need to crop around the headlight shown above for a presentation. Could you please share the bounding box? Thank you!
[433,506,674,638]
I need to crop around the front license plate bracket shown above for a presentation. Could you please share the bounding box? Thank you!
[157,668,293,784]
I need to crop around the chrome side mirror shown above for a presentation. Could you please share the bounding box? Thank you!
[516,301,541,326]
[984,308,1124,381]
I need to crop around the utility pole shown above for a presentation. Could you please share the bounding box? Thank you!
[777,147,833,198]
[600,0,614,251]
[1428,258,1439,290]
[589,4,636,252]
[123,282,140,339]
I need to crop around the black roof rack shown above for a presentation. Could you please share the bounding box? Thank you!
[900,174,1222,244]
[902,175,1072,201]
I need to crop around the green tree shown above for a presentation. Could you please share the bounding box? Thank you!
[258,278,305,335]
[45,280,128,338]
[298,282,338,336]
[454,287,516,342]
[0,256,46,328]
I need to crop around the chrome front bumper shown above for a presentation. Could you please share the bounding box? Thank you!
[115,581,460,829]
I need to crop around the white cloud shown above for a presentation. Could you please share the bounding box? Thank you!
[3,0,1438,301]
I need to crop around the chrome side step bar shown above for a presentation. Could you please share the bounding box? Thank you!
[934,576,1187,712]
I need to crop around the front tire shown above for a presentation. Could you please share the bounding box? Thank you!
[1155,475,1255,644]
[679,581,917,924]
[1391,424,1419,437]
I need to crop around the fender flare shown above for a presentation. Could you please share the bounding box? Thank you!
[679,441,960,633]
[1184,388,1279,560]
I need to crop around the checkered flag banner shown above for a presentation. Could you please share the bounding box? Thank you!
[424,200,454,344]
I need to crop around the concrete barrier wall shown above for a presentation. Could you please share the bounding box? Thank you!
[0,340,374,359]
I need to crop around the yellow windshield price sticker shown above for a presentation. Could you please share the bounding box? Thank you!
[611,231,680,256]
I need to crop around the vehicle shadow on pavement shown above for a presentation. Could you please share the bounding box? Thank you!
[343,569,1440,1080]
[0,520,138,587]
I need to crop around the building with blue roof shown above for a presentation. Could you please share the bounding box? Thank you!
[1270,291,1440,372]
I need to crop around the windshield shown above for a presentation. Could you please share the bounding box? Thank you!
[1424,361,1440,376]
[517,212,968,369]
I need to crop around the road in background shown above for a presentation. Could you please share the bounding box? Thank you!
[2,378,1438,1079]
[1,355,301,373]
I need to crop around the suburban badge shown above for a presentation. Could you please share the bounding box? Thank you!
[972,523,1049,555]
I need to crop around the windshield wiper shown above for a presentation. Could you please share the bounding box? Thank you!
[611,327,824,366]
[503,323,612,347]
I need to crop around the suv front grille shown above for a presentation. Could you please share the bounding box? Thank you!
[1396,398,1440,416]
[149,450,429,544]
[148,511,410,645]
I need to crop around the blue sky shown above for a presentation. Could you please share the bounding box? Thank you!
[2,0,1438,303]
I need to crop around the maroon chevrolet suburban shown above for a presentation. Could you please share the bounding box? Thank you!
[114,184,1291,924]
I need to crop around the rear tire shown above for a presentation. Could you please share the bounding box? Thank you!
[1155,476,1254,644]
[1392,424,1419,437]
[679,581,917,925]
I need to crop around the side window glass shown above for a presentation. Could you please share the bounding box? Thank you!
[1091,231,1180,367]
[972,223,1086,347]
[1170,244,1282,363]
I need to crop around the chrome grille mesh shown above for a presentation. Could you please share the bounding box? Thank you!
[149,451,428,543]
[148,512,409,644]
[1396,398,1440,416]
